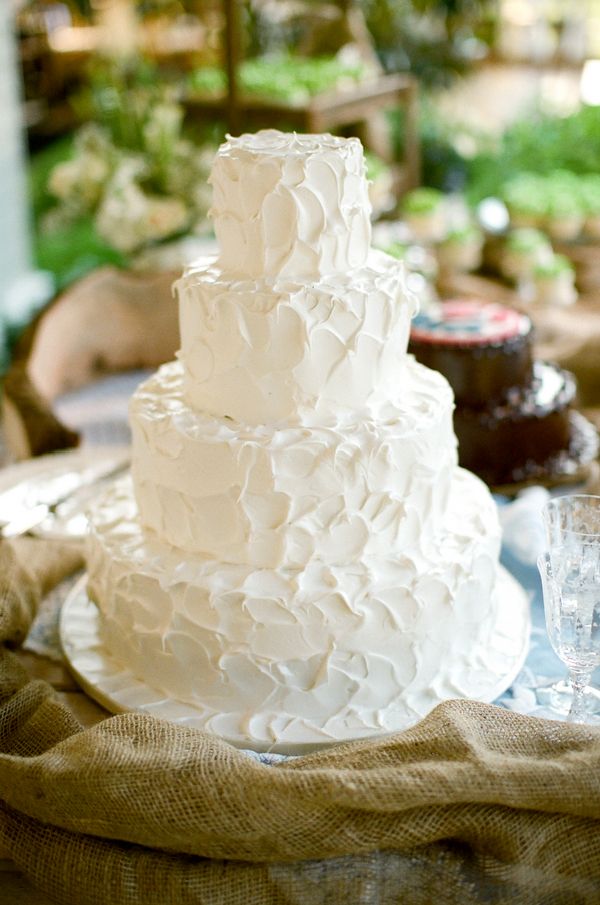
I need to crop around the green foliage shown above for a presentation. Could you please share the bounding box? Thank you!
[29,137,121,286]
[418,105,471,191]
[410,0,492,18]
[364,151,388,181]
[361,0,494,87]
[581,174,600,214]
[387,101,469,191]
[534,254,574,278]
[380,240,410,259]
[403,187,445,213]
[28,135,74,220]
[73,56,176,162]
[28,53,215,283]
[188,67,227,97]
[361,0,408,48]
[466,104,600,202]
[34,216,125,290]
[398,100,600,201]
[443,224,482,244]
[36,55,215,265]
[68,0,93,18]
[188,54,365,104]
[505,228,550,253]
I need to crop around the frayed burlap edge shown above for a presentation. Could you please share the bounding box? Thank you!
[2,537,600,904]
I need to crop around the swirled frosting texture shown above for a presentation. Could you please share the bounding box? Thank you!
[87,471,503,751]
[129,360,457,567]
[175,250,417,424]
[85,130,523,752]
[210,130,372,279]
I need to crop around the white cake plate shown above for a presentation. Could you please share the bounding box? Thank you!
[59,566,531,755]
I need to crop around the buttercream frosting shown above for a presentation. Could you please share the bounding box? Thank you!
[88,469,502,751]
[210,130,372,279]
[85,128,524,752]
[175,249,417,424]
[129,359,457,567]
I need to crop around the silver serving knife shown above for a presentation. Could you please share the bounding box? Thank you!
[0,455,129,539]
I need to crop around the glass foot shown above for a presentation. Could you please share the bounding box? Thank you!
[536,679,600,715]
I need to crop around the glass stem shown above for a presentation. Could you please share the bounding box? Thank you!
[568,671,591,724]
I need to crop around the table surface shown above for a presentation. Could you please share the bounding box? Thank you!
[0,554,576,903]
[1,369,598,903]
[0,373,137,899]
[0,654,109,902]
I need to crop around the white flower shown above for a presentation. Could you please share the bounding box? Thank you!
[95,175,189,254]
[46,113,200,255]
[143,103,184,156]
[95,180,150,253]
[48,153,110,209]
[368,169,395,217]
[110,155,148,188]
[48,160,80,200]
[143,196,188,243]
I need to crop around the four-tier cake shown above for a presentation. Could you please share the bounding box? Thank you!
[86,130,529,753]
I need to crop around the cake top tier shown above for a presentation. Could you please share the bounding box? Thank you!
[209,129,372,280]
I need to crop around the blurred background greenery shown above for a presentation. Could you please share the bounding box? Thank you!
[4,0,600,370]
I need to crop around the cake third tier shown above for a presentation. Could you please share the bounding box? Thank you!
[130,358,457,568]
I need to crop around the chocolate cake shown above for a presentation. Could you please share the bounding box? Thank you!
[408,300,598,487]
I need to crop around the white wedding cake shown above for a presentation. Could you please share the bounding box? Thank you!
[87,130,529,752]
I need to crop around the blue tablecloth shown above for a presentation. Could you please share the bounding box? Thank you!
[495,494,600,721]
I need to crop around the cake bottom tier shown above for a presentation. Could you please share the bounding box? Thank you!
[87,469,525,752]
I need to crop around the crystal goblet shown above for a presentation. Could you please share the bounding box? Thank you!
[538,494,600,723]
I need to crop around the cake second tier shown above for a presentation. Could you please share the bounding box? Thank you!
[130,358,457,569]
[175,250,417,425]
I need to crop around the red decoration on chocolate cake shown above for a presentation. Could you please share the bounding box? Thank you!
[410,300,529,347]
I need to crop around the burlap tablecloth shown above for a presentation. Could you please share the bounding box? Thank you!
[2,537,600,905]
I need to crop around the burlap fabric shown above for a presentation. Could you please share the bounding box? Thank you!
[2,539,600,904]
